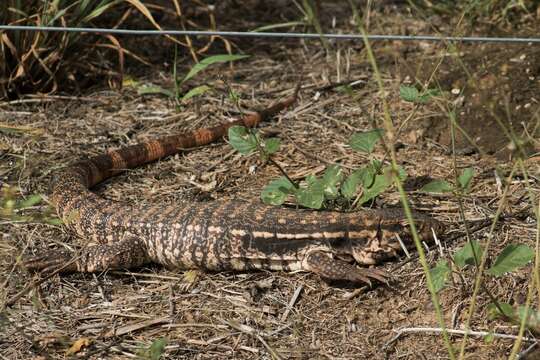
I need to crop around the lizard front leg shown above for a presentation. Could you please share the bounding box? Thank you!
[24,236,150,273]
[303,250,389,285]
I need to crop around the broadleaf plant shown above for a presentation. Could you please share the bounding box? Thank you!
[431,242,534,293]
[349,129,384,154]
[228,126,258,155]
[399,85,440,104]
[136,54,248,103]
[486,244,534,277]
[260,177,295,206]
[421,167,475,194]
[229,124,409,210]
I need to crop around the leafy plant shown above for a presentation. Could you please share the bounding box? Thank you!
[488,302,540,336]
[0,0,163,98]
[136,54,249,104]
[228,125,406,209]
[420,167,475,194]
[430,241,534,293]
[228,125,280,158]
[136,338,167,360]
[182,54,249,83]
[399,85,440,104]
[1,185,61,225]
[343,129,407,204]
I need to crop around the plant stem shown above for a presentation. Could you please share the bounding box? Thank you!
[356,22,457,360]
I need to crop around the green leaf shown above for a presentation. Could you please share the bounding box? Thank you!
[341,170,363,199]
[81,0,122,22]
[295,179,325,209]
[148,338,167,360]
[487,302,515,320]
[355,165,405,205]
[228,90,240,103]
[322,165,343,185]
[487,303,540,332]
[181,85,211,102]
[335,84,354,96]
[486,244,534,277]
[263,138,280,155]
[453,240,484,268]
[359,163,377,188]
[400,85,439,103]
[261,177,294,205]
[182,54,249,83]
[305,174,318,186]
[16,194,42,209]
[137,84,175,98]
[399,85,420,102]
[251,21,305,32]
[358,171,391,205]
[517,306,540,332]
[228,126,258,155]
[458,167,474,192]
[349,129,384,154]
[321,165,343,198]
[417,88,440,103]
[430,260,451,293]
[420,180,454,193]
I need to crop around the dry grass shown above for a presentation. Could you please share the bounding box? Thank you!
[1,2,539,359]
[0,0,229,99]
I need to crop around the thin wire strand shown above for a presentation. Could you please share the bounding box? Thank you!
[0,25,539,44]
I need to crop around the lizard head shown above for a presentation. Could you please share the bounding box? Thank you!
[348,212,445,265]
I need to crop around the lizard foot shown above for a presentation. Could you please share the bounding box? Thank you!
[304,250,389,286]
[23,236,150,273]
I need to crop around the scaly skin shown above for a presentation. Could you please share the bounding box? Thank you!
[24,88,443,284]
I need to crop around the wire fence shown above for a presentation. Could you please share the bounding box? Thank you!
[1,25,540,44]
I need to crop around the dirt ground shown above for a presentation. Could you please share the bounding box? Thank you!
[1,2,539,359]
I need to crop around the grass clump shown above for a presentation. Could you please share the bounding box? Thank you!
[0,0,160,98]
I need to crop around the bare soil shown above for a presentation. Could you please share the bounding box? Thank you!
[1,2,539,359]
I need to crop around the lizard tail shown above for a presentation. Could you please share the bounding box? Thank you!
[49,87,298,226]
[66,87,299,189]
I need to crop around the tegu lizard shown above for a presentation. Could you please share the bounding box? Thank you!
[24,88,443,285]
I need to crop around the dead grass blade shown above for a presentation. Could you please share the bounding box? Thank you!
[103,34,124,89]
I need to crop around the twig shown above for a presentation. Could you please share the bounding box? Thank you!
[281,285,303,321]
[518,342,539,359]
[105,316,170,337]
[395,234,410,258]
[221,319,282,360]
[384,326,537,350]
[0,95,108,107]
[389,217,494,273]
